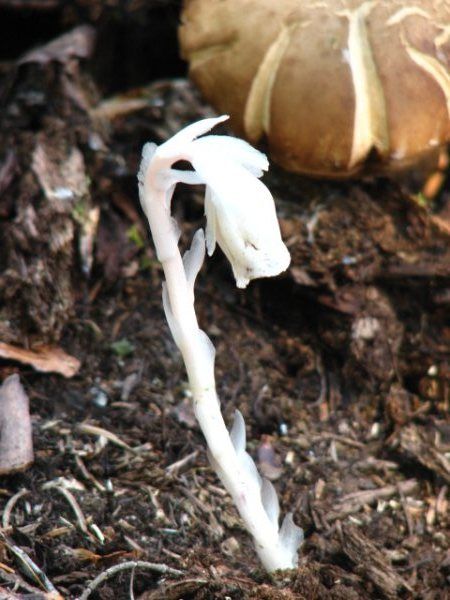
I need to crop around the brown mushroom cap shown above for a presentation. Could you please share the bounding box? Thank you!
[179,0,450,177]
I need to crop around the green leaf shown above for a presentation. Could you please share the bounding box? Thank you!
[111,338,135,357]
[127,224,145,249]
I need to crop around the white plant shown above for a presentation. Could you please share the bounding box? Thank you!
[138,115,302,572]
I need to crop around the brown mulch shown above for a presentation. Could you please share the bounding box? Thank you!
[0,2,449,598]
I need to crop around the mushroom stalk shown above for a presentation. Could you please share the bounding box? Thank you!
[138,116,302,571]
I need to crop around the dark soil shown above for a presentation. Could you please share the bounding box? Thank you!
[0,2,449,599]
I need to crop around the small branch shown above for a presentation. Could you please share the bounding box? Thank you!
[42,483,88,534]
[327,479,418,522]
[311,432,365,449]
[1,533,60,595]
[0,567,56,597]
[2,488,29,530]
[76,423,137,454]
[165,450,199,475]
[79,561,183,600]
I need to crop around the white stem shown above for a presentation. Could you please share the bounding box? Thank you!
[139,138,301,572]
[194,397,292,570]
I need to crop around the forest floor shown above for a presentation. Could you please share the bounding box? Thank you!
[0,3,449,599]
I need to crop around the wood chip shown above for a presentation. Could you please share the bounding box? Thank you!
[0,375,34,475]
[396,424,450,484]
[338,524,412,598]
[0,343,80,378]
[326,479,418,522]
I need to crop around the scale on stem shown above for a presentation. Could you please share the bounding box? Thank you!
[138,116,302,571]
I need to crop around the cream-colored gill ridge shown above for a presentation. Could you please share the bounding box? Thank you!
[405,42,450,117]
[186,37,238,67]
[243,24,296,142]
[386,6,431,26]
[436,25,450,47]
[342,1,389,167]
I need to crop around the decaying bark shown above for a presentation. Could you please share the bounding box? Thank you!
[0,25,101,344]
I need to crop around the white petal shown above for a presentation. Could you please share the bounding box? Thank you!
[197,329,216,373]
[166,169,204,186]
[204,187,217,256]
[158,115,229,160]
[193,135,269,178]
[279,513,303,564]
[162,283,182,347]
[192,149,290,287]
[261,479,280,529]
[182,228,206,294]
[229,410,246,454]
[193,151,272,228]
[240,451,263,493]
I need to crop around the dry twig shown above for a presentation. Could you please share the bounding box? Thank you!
[165,450,199,475]
[1,534,62,597]
[327,479,418,522]
[42,482,88,534]
[79,561,183,600]
[2,489,29,530]
[77,423,137,454]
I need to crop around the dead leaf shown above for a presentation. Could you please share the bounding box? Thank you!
[0,374,33,475]
[0,343,80,378]
[257,436,283,481]
[171,398,197,429]
[290,266,317,287]
[68,548,132,566]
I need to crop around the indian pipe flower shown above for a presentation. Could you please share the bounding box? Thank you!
[139,115,290,288]
[138,116,301,572]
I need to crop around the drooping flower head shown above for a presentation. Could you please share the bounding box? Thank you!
[138,116,290,288]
